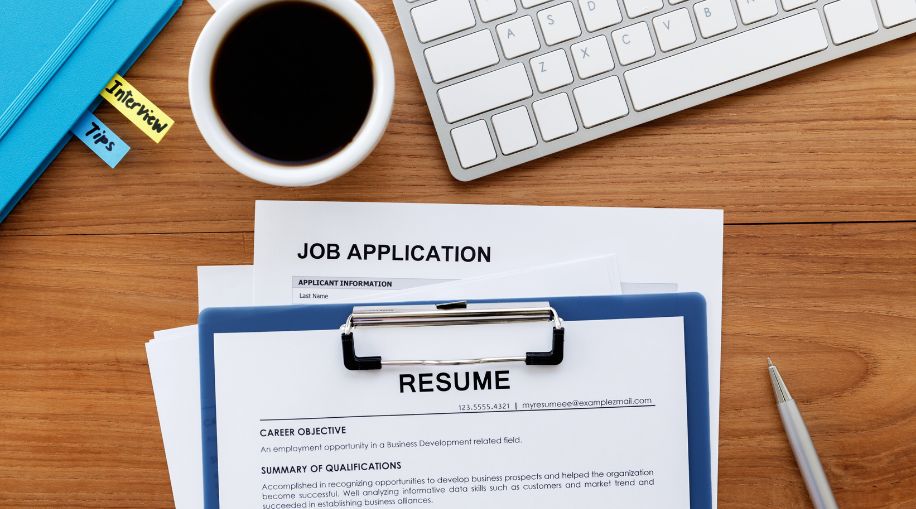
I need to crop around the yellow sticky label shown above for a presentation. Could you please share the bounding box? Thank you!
[100,74,174,143]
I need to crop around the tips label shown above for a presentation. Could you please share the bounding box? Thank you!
[71,111,130,168]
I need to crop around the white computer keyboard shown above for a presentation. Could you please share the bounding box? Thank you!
[391,0,916,180]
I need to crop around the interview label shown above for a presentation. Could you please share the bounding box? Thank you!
[100,73,174,143]
[71,111,130,168]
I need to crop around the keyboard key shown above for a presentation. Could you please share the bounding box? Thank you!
[736,0,778,24]
[573,76,629,127]
[578,0,623,31]
[451,120,496,168]
[781,0,816,10]
[625,11,828,110]
[497,16,541,58]
[695,0,737,37]
[653,8,696,51]
[824,0,879,44]
[670,0,689,4]
[571,36,615,78]
[531,49,575,92]
[532,93,578,140]
[492,106,538,154]
[411,0,476,43]
[622,0,663,18]
[876,0,916,27]
[521,0,551,8]
[425,30,500,83]
[438,63,533,122]
[611,22,656,65]
[476,0,517,22]
[538,3,583,45]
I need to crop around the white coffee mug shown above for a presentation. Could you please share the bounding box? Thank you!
[188,0,394,186]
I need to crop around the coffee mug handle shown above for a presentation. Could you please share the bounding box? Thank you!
[207,0,229,9]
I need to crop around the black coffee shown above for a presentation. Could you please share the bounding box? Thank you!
[211,1,374,163]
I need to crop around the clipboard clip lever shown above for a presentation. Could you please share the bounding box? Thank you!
[340,301,564,370]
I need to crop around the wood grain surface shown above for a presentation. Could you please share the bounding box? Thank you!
[0,0,914,507]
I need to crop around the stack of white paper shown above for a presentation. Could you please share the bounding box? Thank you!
[145,201,723,509]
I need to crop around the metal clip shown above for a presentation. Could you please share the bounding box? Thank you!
[339,301,564,370]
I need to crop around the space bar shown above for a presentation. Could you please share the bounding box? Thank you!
[624,10,829,111]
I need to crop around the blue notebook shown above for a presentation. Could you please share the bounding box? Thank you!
[198,293,713,509]
[0,0,182,223]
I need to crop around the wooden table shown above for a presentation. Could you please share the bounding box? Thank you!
[1,1,914,507]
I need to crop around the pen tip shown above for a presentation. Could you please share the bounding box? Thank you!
[767,357,774,368]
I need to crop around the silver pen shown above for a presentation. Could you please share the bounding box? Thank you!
[768,358,839,509]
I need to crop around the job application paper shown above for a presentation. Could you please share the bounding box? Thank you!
[252,200,723,491]
[214,318,692,508]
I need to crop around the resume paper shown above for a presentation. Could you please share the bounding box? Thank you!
[214,318,691,508]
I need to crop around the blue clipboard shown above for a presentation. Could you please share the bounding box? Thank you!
[199,293,712,509]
